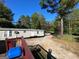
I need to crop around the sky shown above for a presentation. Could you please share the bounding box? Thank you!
[5,0,79,22]
[5,0,57,22]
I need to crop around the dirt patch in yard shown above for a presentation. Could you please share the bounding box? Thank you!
[26,35,79,59]
[53,38,79,56]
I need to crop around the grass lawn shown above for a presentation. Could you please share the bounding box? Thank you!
[54,34,79,56]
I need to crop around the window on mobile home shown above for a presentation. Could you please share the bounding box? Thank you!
[37,31,39,34]
[4,31,7,37]
[9,30,12,36]
[24,30,26,33]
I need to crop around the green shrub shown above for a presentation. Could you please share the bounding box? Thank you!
[57,34,75,42]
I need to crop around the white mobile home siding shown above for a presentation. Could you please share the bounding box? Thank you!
[0,28,44,40]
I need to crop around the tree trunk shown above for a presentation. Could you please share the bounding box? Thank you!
[60,18,63,36]
[69,20,71,34]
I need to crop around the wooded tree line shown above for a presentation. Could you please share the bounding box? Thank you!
[40,0,79,35]
[0,2,52,32]
[16,13,49,30]
[16,12,53,32]
[0,2,14,28]
[53,9,79,35]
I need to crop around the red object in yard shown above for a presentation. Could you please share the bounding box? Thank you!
[6,37,34,59]
[6,39,15,50]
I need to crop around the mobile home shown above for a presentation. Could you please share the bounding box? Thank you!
[0,28,45,40]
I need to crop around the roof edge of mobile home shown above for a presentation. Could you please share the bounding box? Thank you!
[0,28,44,31]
